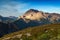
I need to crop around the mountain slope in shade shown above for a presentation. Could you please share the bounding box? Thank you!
[0,22,19,37]
[0,23,60,40]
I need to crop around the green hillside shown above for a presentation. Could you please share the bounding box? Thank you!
[0,23,60,40]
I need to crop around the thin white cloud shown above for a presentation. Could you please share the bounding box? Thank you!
[0,1,28,17]
[33,6,60,13]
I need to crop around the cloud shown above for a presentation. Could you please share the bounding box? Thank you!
[40,6,60,13]
[32,6,60,13]
[0,1,28,17]
[0,0,60,17]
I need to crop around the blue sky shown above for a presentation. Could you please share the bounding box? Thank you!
[0,0,60,17]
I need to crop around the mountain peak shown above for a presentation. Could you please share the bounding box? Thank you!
[25,9,39,13]
[19,9,60,21]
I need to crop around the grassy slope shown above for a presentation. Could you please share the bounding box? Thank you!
[0,23,60,40]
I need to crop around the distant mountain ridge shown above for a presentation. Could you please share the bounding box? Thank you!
[0,16,17,23]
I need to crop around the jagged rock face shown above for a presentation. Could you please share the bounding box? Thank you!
[20,9,60,23]
[20,9,45,20]
[49,13,60,22]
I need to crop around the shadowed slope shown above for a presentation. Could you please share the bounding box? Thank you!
[0,23,60,40]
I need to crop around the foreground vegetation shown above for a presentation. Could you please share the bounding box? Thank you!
[0,23,60,40]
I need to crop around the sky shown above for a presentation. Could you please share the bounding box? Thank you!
[0,0,60,17]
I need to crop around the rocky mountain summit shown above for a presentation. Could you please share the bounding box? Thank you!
[20,9,60,23]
